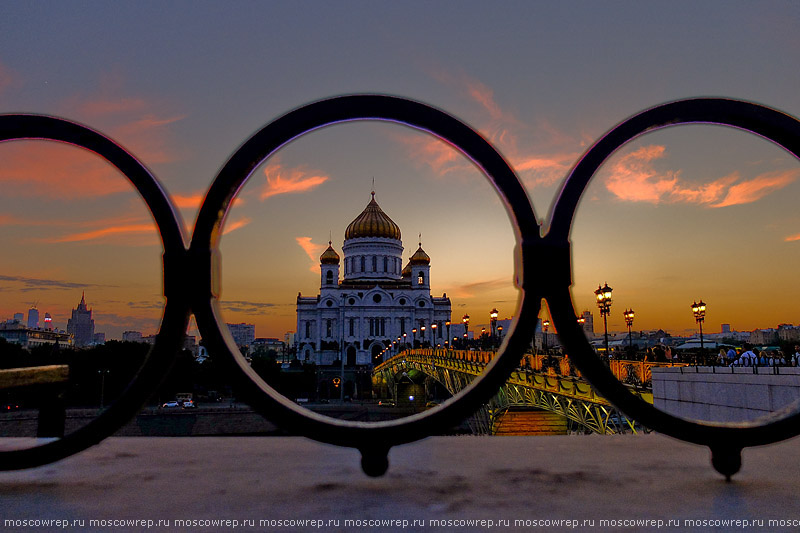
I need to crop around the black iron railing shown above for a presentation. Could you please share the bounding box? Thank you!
[3,96,800,479]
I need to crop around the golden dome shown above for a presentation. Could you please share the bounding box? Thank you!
[344,193,401,240]
[401,262,412,278]
[409,245,430,265]
[320,242,340,264]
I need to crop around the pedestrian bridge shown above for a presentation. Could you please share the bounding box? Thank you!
[373,349,684,435]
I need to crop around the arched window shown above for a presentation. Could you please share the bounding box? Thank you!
[360,256,365,272]
[383,256,388,272]
[326,270,333,283]
[372,256,377,272]
[417,271,424,285]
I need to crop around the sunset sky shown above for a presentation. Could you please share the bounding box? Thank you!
[2,2,800,340]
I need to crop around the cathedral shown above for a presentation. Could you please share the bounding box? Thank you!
[296,193,452,366]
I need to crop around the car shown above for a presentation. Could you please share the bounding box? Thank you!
[378,400,395,407]
[181,400,196,409]
[161,401,180,408]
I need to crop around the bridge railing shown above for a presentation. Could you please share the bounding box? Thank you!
[389,348,688,389]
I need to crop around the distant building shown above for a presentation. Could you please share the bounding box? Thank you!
[123,331,143,342]
[44,313,53,330]
[66,292,95,347]
[27,307,39,329]
[226,323,255,348]
[0,322,72,350]
[750,328,778,345]
[93,333,106,345]
[13,313,24,323]
[778,324,800,343]
[579,310,594,338]
[721,324,731,334]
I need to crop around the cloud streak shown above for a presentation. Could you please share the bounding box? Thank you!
[605,145,799,207]
[261,162,329,200]
[296,236,326,273]
[0,274,108,292]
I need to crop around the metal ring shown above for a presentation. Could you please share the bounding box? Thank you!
[0,114,190,470]
[190,95,542,475]
[545,98,800,478]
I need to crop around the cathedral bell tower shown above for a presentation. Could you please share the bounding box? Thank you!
[319,241,340,290]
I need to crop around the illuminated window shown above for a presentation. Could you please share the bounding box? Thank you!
[417,272,424,285]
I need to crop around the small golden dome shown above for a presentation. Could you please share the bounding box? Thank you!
[409,245,430,265]
[344,193,401,241]
[320,242,340,264]
[401,262,412,278]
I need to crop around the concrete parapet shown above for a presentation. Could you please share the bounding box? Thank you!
[653,366,800,422]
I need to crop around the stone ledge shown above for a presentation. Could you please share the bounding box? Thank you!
[1,435,799,529]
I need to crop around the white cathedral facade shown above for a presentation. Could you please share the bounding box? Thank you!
[296,193,452,366]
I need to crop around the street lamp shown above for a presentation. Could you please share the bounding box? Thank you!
[595,283,613,359]
[497,325,503,343]
[412,328,417,348]
[431,323,437,347]
[462,314,470,347]
[445,320,451,348]
[623,309,635,356]
[490,308,499,339]
[692,300,706,354]
[421,326,426,347]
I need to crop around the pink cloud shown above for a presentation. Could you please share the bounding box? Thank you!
[785,234,800,242]
[77,98,149,116]
[260,163,329,200]
[296,236,326,273]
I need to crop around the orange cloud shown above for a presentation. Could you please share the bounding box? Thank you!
[222,217,252,235]
[46,223,157,243]
[711,169,800,208]
[0,141,133,199]
[77,98,148,116]
[261,163,329,200]
[296,236,326,273]
[785,234,800,242]
[392,133,470,177]
[605,145,797,207]
[0,83,183,199]
[172,193,205,209]
[0,61,17,97]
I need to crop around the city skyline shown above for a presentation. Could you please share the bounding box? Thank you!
[2,3,800,340]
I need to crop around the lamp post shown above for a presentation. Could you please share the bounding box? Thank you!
[692,300,706,358]
[462,314,470,348]
[623,309,635,356]
[490,308,498,339]
[412,328,417,349]
[98,369,110,409]
[497,325,503,344]
[542,319,550,353]
[595,283,613,359]
[445,320,451,349]
[431,323,437,348]
[421,325,426,347]
[402,332,407,351]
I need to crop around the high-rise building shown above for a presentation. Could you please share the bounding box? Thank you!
[43,313,53,330]
[27,306,39,329]
[67,292,95,347]
[13,313,24,323]
[296,193,451,366]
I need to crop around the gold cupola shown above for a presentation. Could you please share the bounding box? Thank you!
[319,242,340,264]
[409,244,430,265]
[344,192,401,241]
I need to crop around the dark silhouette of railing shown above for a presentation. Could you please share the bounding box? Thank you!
[3,95,800,480]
